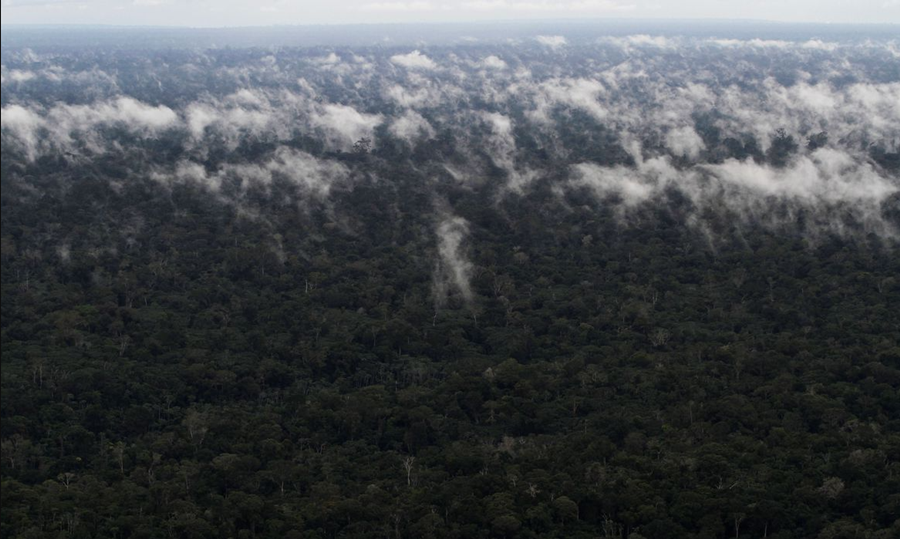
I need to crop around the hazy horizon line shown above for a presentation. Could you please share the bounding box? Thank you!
[3,17,899,31]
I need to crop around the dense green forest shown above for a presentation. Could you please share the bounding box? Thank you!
[2,26,900,539]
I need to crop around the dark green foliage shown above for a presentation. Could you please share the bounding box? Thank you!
[806,131,828,151]
[870,145,900,174]
[2,36,899,539]
[766,128,800,168]
[2,140,899,538]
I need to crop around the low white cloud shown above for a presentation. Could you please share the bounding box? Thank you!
[2,97,177,158]
[479,111,539,192]
[390,50,438,69]
[665,126,706,159]
[4,36,897,244]
[707,37,838,51]
[705,149,896,205]
[311,52,341,65]
[434,215,474,305]
[2,69,36,83]
[385,83,442,108]
[1,104,43,159]
[605,34,674,49]
[105,97,178,129]
[160,147,350,198]
[185,99,274,142]
[389,110,435,142]
[313,103,383,150]
[801,39,839,51]
[530,77,607,123]
[707,38,791,48]
[573,162,657,206]
[570,147,899,237]
[536,35,567,48]
[479,55,508,69]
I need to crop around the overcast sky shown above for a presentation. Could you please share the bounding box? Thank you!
[2,0,899,27]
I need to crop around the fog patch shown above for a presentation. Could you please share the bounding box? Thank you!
[705,149,896,205]
[479,55,508,70]
[391,50,438,70]
[665,126,706,160]
[312,103,383,150]
[605,34,674,50]
[389,110,435,142]
[159,148,351,199]
[1,104,43,159]
[433,215,474,306]
[529,77,607,123]
[536,35,567,49]
[481,112,539,192]
[2,97,177,157]
[570,147,899,237]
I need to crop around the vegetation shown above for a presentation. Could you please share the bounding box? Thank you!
[2,30,899,539]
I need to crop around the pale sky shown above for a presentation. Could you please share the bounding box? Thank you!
[2,0,898,27]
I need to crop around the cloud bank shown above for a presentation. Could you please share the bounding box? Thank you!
[2,34,898,255]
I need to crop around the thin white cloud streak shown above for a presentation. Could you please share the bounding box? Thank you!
[433,214,474,305]
[602,34,675,50]
[705,38,841,50]
[478,111,539,192]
